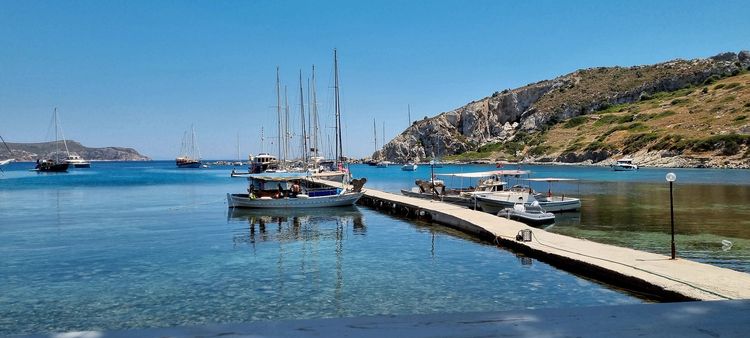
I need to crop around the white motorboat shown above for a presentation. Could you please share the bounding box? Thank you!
[498,202,555,226]
[612,157,638,171]
[476,175,582,213]
[65,154,91,168]
[400,170,526,209]
[227,172,365,209]
[401,163,418,171]
[527,178,582,212]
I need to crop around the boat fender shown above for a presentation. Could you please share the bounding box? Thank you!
[297,194,309,199]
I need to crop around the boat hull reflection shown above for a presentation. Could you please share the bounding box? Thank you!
[228,206,366,245]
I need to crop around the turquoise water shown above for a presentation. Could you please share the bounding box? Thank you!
[0,161,642,335]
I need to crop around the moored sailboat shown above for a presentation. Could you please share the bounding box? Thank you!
[176,126,202,168]
[35,108,69,173]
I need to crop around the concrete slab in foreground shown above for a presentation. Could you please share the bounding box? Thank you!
[18,300,750,338]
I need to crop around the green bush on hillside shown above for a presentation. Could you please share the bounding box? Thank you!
[622,133,659,154]
[704,75,721,85]
[691,134,750,155]
[563,116,588,128]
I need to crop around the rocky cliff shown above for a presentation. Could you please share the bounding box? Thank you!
[379,50,750,168]
[3,140,150,161]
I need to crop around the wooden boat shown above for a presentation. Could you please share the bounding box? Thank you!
[176,126,202,168]
[35,108,69,173]
[227,173,365,209]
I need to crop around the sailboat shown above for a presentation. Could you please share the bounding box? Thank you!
[176,125,202,168]
[35,108,70,173]
[227,49,364,209]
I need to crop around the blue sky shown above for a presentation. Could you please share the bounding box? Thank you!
[1,0,749,160]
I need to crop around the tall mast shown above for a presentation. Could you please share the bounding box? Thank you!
[276,67,282,162]
[373,118,377,153]
[54,108,59,162]
[311,65,320,158]
[260,126,265,152]
[299,70,307,164]
[382,121,385,150]
[333,48,342,165]
[284,85,290,164]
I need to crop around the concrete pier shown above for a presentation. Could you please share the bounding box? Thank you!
[318,179,750,301]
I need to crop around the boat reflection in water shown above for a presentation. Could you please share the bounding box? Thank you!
[227,206,366,247]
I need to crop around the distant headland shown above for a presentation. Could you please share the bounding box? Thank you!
[3,140,150,162]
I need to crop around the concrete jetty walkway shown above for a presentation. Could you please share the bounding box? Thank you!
[320,179,750,301]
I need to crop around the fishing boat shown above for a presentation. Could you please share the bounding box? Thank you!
[176,125,202,168]
[400,170,523,209]
[476,177,581,213]
[376,161,390,168]
[498,201,555,226]
[227,172,365,209]
[611,157,638,171]
[65,154,91,168]
[527,178,582,212]
[34,108,70,173]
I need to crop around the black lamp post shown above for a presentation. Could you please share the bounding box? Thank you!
[666,172,677,259]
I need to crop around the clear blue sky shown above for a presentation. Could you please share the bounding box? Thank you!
[1,0,749,160]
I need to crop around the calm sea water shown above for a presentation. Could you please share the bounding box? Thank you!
[0,161,643,335]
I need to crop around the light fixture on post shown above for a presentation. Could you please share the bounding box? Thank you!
[666,172,677,259]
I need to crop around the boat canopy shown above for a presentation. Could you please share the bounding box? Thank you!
[435,170,529,178]
[526,178,578,182]
[246,172,310,181]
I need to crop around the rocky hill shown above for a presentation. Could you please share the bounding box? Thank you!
[3,140,150,161]
[379,50,750,168]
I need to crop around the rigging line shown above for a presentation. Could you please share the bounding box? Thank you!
[494,231,732,300]
[0,134,12,155]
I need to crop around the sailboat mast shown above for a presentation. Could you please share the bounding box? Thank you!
[333,48,342,165]
[299,70,307,164]
[373,118,377,153]
[284,85,290,164]
[54,108,58,162]
[276,67,282,164]
[311,65,320,158]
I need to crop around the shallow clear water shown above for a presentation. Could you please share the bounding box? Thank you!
[354,163,750,273]
[0,162,642,335]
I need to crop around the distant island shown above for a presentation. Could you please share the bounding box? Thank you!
[4,140,150,162]
[379,50,750,169]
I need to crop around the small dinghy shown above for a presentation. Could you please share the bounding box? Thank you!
[498,201,555,226]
